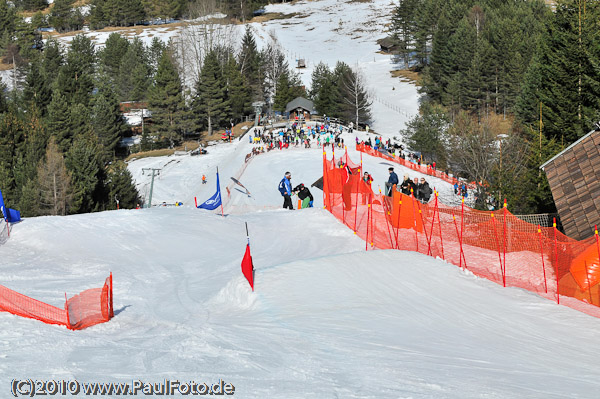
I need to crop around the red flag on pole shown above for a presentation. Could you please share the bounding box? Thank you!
[241,244,254,291]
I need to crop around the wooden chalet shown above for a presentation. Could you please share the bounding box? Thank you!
[376,36,399,53]
[540,128,600,240]
[285,97,315,120]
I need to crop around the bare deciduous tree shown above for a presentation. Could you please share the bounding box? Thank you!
[37,138,72,216]
[177,0,237,91]
[446,111,527,205]
[340,65,372,128]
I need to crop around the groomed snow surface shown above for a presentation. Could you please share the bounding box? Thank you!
[1,129,600,398]
[2,0,600,397]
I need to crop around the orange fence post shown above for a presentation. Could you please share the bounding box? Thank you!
[110,272,114,319]
[418,201,431,255]
[584,261,593,305]
[379,189,395,248]
[435,192,444,260]
[460,198,467,269]
[394,194,403,249]
[64,293,71,330]
[452,213,464,269]
[411,189,419,252]
[340,162,346,225]
[354,168,360,233]
[369,194,375,248]
[427,191,438,256]
[365,196,370,251]
[553,217,559,305]
[595,225,600,276]
[491,213,504,282]
[502,200,508,287]
[537,225,548,293]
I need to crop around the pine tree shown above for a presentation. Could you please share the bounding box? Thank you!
[37,137,72,215]
[401,101,449,165]
[49,0,83,32]
[148,49,187,147]
[238,25,262,101]
[193,50,230,136]
[23,59,52,115]
[272,72,289,114]
[224,55,251,123]
[391,0,418,68]
[517,0,600,144]
[56,35,96,107]
[310,62,338,117]
[0,77,7,114]
[46,89,71,152]
[69,103,92,139]
[92,81,126,164]
[41,38,63,85]
[117,38,151,101]
[107,161,139,210]
[65,133,101,214]
[98,33,130,82]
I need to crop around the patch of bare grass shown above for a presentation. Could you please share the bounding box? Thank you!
[391,69,421,85]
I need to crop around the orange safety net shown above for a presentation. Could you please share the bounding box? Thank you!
[356,143,478,189]
[0,274,113,330]
[323,151,600,313]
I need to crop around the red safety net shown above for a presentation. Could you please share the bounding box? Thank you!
[0,274,113,330]
[323,151,600,314]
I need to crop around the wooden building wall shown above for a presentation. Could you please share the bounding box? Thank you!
[544,130,600,240]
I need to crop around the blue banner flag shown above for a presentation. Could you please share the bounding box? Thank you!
[198,172,222,210]
[0,188,20,222]
[0,188,5,220]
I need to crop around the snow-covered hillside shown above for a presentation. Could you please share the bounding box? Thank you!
[2,0,418,138]
[1,122,600,397]
[3,2,600,397]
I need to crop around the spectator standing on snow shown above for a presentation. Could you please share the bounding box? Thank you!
[278,172,294,210]
[417,177,433,203]
[385,167,399,196]
[399,174,413,195]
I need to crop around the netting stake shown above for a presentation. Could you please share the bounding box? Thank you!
[417,200,431,256]
[394,193,403,250]
[502,199,507,287]
[553,218,560,305]
[435,192,444,260]
[380,189,395,248]
[410,189,419,252]
[491,213,504,282]
[460,198,466,269]
[538,225,548,293]
[369,194,375,248]
[64,293,71,330]
[584,260,593,305]
[353,168,360,233]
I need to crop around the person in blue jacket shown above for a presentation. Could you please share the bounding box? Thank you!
[278,172,294,209]
[385,167,399,196]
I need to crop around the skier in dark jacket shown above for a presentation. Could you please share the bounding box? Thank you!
[385,167,399,196]
[278,172,294,210]
[293,183,314,208]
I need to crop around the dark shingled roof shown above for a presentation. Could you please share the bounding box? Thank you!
[285,97,315,114]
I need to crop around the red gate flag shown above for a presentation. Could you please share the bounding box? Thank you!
[241,244,254,291]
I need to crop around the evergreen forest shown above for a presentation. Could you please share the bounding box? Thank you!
[392,0,600,213]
